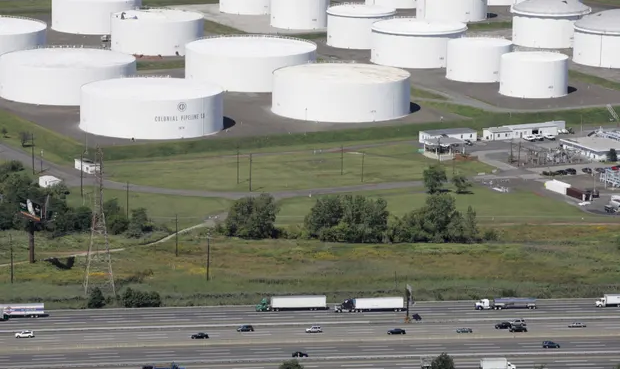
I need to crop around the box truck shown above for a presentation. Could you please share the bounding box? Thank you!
[595,294,620,307]
[255,295,328,312]
[475,298,536,310]
[334,297,404,313]
[480,358,516,369]
[0,303,45,318]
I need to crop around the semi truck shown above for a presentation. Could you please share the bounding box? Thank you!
[0,303,46,318]
[475,298,536,310]
[334,297,404,313]
[480,358,517,369]
[595,294,620,307]
[255,295,328,312]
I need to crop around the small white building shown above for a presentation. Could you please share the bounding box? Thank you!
[560,136,620,161]
[74,158,100,174]
[39,175,62,188]
[482,121,566,141]
[418,128,477,144]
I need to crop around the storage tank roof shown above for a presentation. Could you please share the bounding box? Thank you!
[0,47,136,68]
[0,16,47,34]
[512,0,591,17]
[502,51,569,62]
[450,37,513,47]
[372,17,467,36]
[327,4,397,18]
[186,35,317,57]
[574,9,620,35]
[274,63,410,84]
[112,8,204,22]
[82,77,223,100]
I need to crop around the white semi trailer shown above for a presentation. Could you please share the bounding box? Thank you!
[595,294,620,307]
[480,358,517,369]
[255,295,328,312]
[0,303,45,319]
[335,297,404,313]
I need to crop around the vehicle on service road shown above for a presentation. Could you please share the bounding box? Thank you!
[0,303,46,318]
[479,357,517,369]
[595,294,620,307]
[292,351,309,358]
[15,330,35,338]
[190,332,209,339]
[568,322,586,328]
[475,298,536,310]
[387,328,406,335]
[509,324,527,333]
[142,363,184,369]
[237,325,254,332]
[305,326,322,333]
[256,295,328,312]
[542,341,560,348]
[334,297,404,313]
[495,321,512,329]
[456,328,473,333]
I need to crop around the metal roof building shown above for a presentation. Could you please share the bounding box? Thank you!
[418,128,477,144]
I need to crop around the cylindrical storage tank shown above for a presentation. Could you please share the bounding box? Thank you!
[446,37,513,83]
[489,0,524,5]
[80,77,224,140]
[573,9,620,69]
[0,47,137,106]
[417,0,487,23]
[364,0,416,9]
[271,0,329,30]
[511,0,591,49]
[327,4,396,50]
[186,35,317,93]
[371,17,467,69]
[499,52,568,99]
[111,9,204,56]
[220,0,270,15]
[272,62,411,123]
[52,0,142,35]
[0,16,47,56]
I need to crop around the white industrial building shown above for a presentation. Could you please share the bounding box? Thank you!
[561,130,620,161]
[446,37,513,83]
[0,16,47,56]
[499,51,568,99]
[185,35,316,93]
[271,63,411,123]
[39,175,62,188]
[79,77,224,140]
[327,4,396,50]
[219,0,270,15]
[0,46,136,106]
[511,0,591,49]
[418,128,477,144]
[573,9,620,69]
[417,0,488,23]
[365,0,416,9]
[482,121,566,141]
[52,0,142,35]
[74,158,100,174]
[110,9,204,57]
[371,17,467,69]
[271,0,329,30]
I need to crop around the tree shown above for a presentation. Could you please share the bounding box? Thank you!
[431,353,455,369]
[451,174,472,194]
[87,287,106,309]
[608,149,618,162]
[279,359,304,369]
[223,193,279,239]
[121,288,162,308]
[126,208,153,238]
[461,206,480,243]
[423,164,447,194]
[1,128,7,138]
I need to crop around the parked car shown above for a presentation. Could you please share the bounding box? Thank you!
[555,169,568,176]
[595,167,606,173]
[612,166,620,171]
[191,332,209,339]
[534,134,544,141]
[15,330,35,339]
[542,341,560,348]
[464,140,474,146]
[568,322,586,328]
[456,328,473,333]
[585,188,599,198]
[495,321,512,329]
[305,326,322,333]
[237,325,254,332]
[387,328,406,335]
[566,168,577,175]
[292,351,309,358]
[582,167,592,174]
[523,135,536,142]
[544,134,556,140]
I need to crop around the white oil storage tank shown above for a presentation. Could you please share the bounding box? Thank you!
[272,62,411,123]
[365,0,416,9]
[488,0,523,5]
[511,0,591,49]
[111,8,204,56]
[271,0,329,30]
[499,51,568,99]
[220,0,270,15]
[52,0,142,35]
[371,17,467,69]
[0,46,136,106]
[446,37,513,83]
[186,35,317,93]
[0,16,47,56]
[80,77,224,140]
[327,3,396,50]
[417,0,488,23]
[573,9,620,69]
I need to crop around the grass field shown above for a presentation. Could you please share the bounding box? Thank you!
[569,70,620,91]
[137,60,185,71]
[105,145,492,192]
[411,87,447,100]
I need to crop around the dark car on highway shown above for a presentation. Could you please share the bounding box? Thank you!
[387,328,406,335]
[191,332,209,339]
[542,341,560,348]
[509,324,528,333]
[456,328,473,333]
[495,321,511,329]
[292,351,309,358]
[237,325,254,332]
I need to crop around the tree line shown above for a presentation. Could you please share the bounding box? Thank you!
[220,164,498,244]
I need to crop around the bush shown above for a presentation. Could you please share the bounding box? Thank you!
[121,288,162,308]
[87,287,106,309]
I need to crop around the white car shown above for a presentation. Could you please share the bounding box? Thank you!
[544,134,556,140]
[523,135,536,142]
[15,330,35,339]
[305,326,322,333]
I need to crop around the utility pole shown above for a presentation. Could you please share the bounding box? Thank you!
[175,214,179,257]
[236,146,240,184]
[248,154,253,192]
[40,150,44,173]
[340,146,344,175]
[80,152,84,199]
[452,155,455,176]
[9,234,14,284]
[126,182,130,218]
[206,236,211,281]
[28,221,35,264]
[517,141,522,165]
[509,139,514,163]
[361,153,365,183]
[30,134,35,175]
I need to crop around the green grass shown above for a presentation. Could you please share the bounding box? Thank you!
[105,145,492,192]
[467,21,512,31]
[65,188,232,229]
[137,60,185,71]
[569,70,620,91]
[411,86,447,100]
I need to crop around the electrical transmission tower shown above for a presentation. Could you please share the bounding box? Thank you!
[83,147,116,296]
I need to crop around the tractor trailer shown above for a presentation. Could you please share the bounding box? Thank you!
[335,297,404,313]
[595,294,620,307]
[480,358,517,369]
[0,303,46,319]
[475,298,536,310]
[255,295,328,312]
